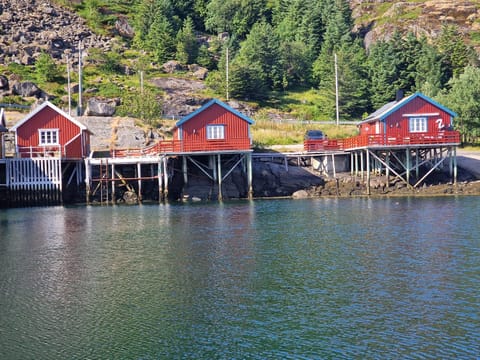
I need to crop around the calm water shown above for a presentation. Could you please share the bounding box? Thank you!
[0,197,479,359]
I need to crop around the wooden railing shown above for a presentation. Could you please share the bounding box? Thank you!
[304,130,461,152]
[16,145,62,158]
[111,138,253,157]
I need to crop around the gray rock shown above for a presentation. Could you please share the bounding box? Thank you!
[12,81,41,97]
[162,60,186,73]
[85,98,116,116]
[292,190,309,199]
[115,17,134,39]
[0,75,8,89]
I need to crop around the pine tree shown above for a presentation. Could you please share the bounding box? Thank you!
[176,17,199,64]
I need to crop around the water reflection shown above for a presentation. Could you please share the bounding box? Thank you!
[0,197,479,359]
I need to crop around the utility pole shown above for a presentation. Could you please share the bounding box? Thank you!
[66,54,71,115]
[226,45,229,101]
[78,41,83,116]
[334,53,339,126]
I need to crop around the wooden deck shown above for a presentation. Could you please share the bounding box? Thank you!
[304,130,461,152]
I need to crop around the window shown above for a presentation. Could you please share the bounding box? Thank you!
[39,129,59,145]
[409,117,427,133]
[207,125,225,140]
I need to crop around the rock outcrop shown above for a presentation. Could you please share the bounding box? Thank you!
[351,0,480,51]
[0,0,119,66]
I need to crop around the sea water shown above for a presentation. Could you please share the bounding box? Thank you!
[0,197,479,359]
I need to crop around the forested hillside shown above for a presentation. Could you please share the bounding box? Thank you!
[2,0,480,143]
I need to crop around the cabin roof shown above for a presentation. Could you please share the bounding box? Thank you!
[9,101,88,131]
[0,108,7,132]
[360,92,457,124]
[175,98,255,127]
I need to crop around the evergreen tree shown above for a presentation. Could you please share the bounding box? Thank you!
[367,35,405,107]
[278,40,313,89]
[146,15,176,63]
[234,20,282,93]
[176,17,199,64]
[436,24,477,78]
[204,0,269,39]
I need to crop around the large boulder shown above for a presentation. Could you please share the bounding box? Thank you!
[12,81,41,97]
[115,17,134,39]
[85,97,116,116]
[0,75,8,89]
[162,60,186,73]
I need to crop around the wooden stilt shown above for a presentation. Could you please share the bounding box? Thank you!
[183,156,188,185]
[217,154,222,201]
[137,162,142,202]
[366,149,371,195]
[111,163,116,204]
[247,153,253,199]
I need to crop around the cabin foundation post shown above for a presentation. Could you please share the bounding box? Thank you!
[350,152,354,177]
[85,159,91,204]
[111,163,116,204]
[158,160,163,202]
[162,156,169,200]
[217,154,222,201]
[366,149,371,195]
[360,151,364,181]
[331,153,336,178]
[247,152,253,199]
[182,156,188,185]
[386,152,390,189]
[415,149,419,179]
[453,146,457,185]
[137,162,142,202]
[406,148,411,184]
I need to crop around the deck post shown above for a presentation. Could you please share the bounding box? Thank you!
[183,156,188,185]
[366,149,371,195]
[386,152,390,189]
[360,151,364,181]
[111,163,116,204]
[217,154,222,201]
[415,149,419,179]
[85,158,91,204]
[247,152,253,199]
[163,156,169,200]
[158,160,162,202]
[350,152,354,177]
[137,162,142,202]
[453,146,457,185]
[406,148,411,185]
[331,153,336,178]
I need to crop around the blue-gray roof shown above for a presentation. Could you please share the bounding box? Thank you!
[175,99,255,127]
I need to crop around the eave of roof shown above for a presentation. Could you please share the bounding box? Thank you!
[175,98,255,127]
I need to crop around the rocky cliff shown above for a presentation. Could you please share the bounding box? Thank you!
[0,0,118,66]
[351,0,480,51]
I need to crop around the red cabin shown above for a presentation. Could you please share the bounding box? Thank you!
[10,101,90,159]
[172,99,255,153]
[351,92,460,148]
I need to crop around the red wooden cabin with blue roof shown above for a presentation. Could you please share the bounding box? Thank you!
[172,98,255,153]
[346,92,460,149]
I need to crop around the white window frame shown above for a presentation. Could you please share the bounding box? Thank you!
[39,129,59,146]
[206,125,225,140]
[409,117,427,133]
